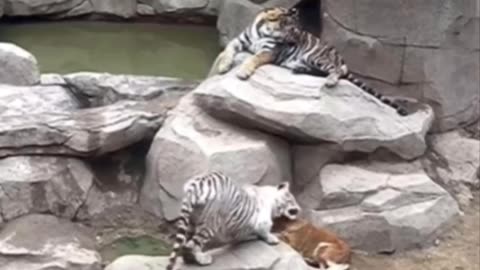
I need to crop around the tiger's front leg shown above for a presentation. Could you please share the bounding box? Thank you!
[236,51,274,80]
[217,38,244,74]
[255,220,280,245]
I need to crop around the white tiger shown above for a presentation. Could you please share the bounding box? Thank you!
[165,171,301,270]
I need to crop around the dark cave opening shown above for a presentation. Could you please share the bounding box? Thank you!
[294,0,322,36]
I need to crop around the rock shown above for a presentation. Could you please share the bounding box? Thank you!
[139,94,291,220]
[90,0,136,18]
[0,99,169,158]
[292,143,344,209]
[0,156,94,222]
[76,143,159,229]
[194,65,434,160]
[0,43,40,86]
[0,0,4,17]
[0,214,101,270]
[62,72,197,107]
[321,0,480,131]
[105,241,311,270]
[425,131,480,188]
[305,163,460,253]
[0,84,79,115]
[137,3,155,15]
[4,0,84,16]
[155,0,209,12]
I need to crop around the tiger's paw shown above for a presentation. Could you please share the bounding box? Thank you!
[324,76,339,88]
[193,252,213,266]
[262,233,280,245]
[217,54,234,74]
[235,67,253,80]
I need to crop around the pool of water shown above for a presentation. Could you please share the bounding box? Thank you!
[0,21,220,79]
[100,235,172,264]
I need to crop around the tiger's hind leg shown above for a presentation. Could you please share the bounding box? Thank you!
[236,51,274,80]
[184,226,215,266]
[325,64,348,88]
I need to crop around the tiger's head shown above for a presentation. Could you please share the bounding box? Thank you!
[253,7,300,41]
[271,182,301,220]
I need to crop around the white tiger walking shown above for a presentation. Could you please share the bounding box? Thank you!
[165,171,301,270]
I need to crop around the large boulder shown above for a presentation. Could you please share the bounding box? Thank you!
[0,43,40,86]
[195,65,434,160]
[0,99,168,158]
[61,72,197,107]
[321,0,480,131]
[0,84,79,115]
[306,162,460,253]
[140,94,291,220]
[105,241,310,270]
[0,156,94,222]
[4,0,84,16]
[0,214,101,270]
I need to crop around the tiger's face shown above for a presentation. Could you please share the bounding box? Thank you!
[254,7,300,41]
[273,182,301,220]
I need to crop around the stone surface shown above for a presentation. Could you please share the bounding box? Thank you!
[0,42,40,86]
[0,156,94,222]
[4,0,85,16]
[292,143,344,209]
[0,99,169,158]
[62,72,197,107]
[140,94,291,221]
[90,0,136,18]
[305,162,460,253]
[0,214,101,270]
[0,84,79,115]
[76,143,159,229]
[195,65,434,160]
[0,0,4,17]
[105,241,311,270]
[425,131,480,188]
[321,0,480,131]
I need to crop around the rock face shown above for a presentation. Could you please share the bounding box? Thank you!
[0,84,79,115]
[4,0,85,16]
[195,65,434,160]
[0,99,168,158]
[140,94,291,220]
[0,43,40,86]
[0,214,102,270]
[105,241,310,270]
[90,0,136,18]
[427,131,480,188]
[0,156,94,222]
[321,0,480,131]
[306,162,460,253]
[61,72,197,107]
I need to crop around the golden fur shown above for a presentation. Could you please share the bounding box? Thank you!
[272,217,351,269]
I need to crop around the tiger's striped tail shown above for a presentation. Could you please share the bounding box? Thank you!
[344,73,408,116]
[166,197,194,270]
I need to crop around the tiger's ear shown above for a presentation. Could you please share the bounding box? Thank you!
[277,182,290,190]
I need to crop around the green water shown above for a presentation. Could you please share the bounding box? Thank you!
[100,235,172,263]
[0,21,220,79]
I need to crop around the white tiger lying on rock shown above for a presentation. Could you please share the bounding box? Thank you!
[166,171,301,270]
